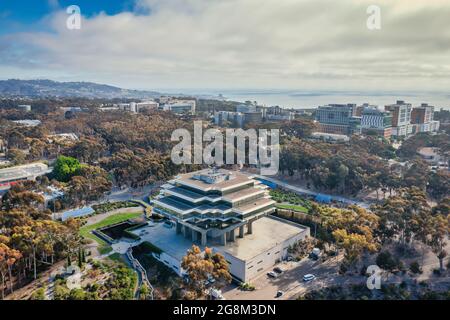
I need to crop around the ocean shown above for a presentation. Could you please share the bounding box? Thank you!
[159,89,450,110]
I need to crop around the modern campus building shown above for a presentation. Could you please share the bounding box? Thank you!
[360,105,393,138]
[162,101,196,114]
[385,100,413,137]
[235,104,264,126]
[141,169,310,282]
[236,104,257,113]
[310,132,350,143]
[17,105,32,112]
[410,104,440,134]
[0,163,50,189]
[11,120,42,127]
[315,104,361,135]
[117,101,159,113]
[214,111,245,128]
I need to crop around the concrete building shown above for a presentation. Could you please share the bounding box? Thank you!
[410,103,440,134]
[236,104,257,113]
[315,104,360,135]
[412,121,440,134]
[266,113,295,121]
[17,105,31,112]
[243,112,263,126]
[385,100,413,137]
[256,105,267,119]
[411,103,434,124]
[136,101,159,112]
[162,101,196,114]
[360,105,392,138]
[311,132,350,143]
[265,106,295,122]
[47,133,79,144]
[213,216,308,282]
[148,169,309,282]
[0,163,50,189]
[12,120,41,127]
[417,147,441,165]
[214,111,244,128]
[117,101,159,113]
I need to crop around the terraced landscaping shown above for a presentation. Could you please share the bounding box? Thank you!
[79,211,143,254]
[275,203,309,213]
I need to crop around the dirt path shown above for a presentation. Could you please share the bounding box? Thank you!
[5,261,65,300]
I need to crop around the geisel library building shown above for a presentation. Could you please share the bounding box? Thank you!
[148,169,310,282]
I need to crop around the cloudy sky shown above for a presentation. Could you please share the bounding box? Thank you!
[1,0,450,92]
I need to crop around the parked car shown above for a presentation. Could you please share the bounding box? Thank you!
[276,290,284,298]
[210,288,225,300]
[273,267,284,274]
[309,248,321,260]
[267,271,278,278]
[303,274,316,282]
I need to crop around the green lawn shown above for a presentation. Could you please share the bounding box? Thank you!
[276,203,309,213]
[79,211,142,247]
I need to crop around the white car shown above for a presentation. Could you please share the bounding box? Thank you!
[302,274,316,282]
[267,271,278,278]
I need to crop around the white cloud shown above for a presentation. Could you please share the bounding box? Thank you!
[2,0,450,91]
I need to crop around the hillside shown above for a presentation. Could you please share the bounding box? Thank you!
[0,79,160,99]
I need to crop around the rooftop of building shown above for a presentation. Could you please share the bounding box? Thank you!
[11,120,41,127]
[233,197,275,215]
[215,216,308,261]
[311,132,350,141]
[172,169,253,192]
[385,101,412,108]
[318,104,356,109]
[165,184,266,203]
[413,104,434,110]
[417,147,440,157]
[0,162,49,182]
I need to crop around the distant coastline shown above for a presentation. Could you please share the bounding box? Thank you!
[159,88,450,110]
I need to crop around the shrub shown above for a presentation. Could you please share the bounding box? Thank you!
[376,251,399,272]
[92,201,139,214]
[239,283,256,291]
[52,155,81,182]
[30,288,46,300]
[360,265,367,276]
[399,281,407,289]
[409,261,422,274]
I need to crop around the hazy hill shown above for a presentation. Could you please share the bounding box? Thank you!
[0,79,160,99]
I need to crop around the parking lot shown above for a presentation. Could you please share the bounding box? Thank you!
[222,255,357,300]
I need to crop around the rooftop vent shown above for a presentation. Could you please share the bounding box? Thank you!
[193,169,235,184]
